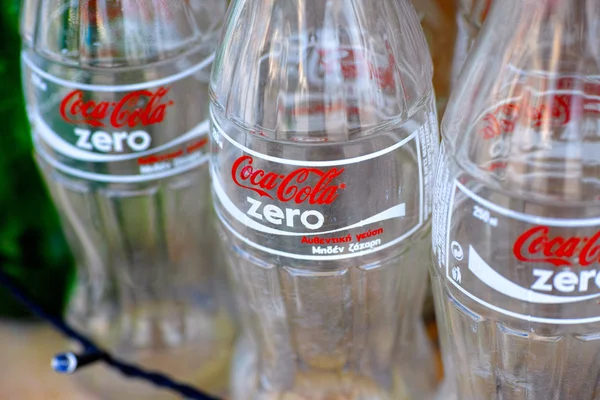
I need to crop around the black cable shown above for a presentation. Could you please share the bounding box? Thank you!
[0,266,221,400]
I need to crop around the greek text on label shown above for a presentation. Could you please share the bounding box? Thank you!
[301,228,385,255]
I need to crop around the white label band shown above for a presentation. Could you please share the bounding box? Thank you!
[36,138,210,183]
[217,207,423,261]
[211,107,437,261]
[24,52,213,183]
[445,178,600,325]
[22,52,215,92]
[210,107,423,167]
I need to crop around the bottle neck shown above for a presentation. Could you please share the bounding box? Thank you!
[488,0,594,42]
[457,0,492,27]
[477,0,600,78]
[451,0,600,203]
[231,0,413,25]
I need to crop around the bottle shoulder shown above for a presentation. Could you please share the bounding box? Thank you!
[211,91,437,148]
[22,44,214,87]
[21,0,225,70]
[210,0,433,143]
[438,140,600,214]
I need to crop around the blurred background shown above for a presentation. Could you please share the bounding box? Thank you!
[0,0,460,398]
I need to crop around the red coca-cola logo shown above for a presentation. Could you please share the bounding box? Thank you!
[514,226,600,267]
[481,95,571,139]
[231,156,346,205]
[317,42,396,90]
[60,87,174,128]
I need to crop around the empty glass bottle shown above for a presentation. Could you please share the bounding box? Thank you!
[211,0,440,398]
[21,0,235,397]
[433,0,600,398]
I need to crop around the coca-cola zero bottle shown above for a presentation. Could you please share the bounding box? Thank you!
[21,0,234,397]
[211,0,440,398]
[433,0,600,398]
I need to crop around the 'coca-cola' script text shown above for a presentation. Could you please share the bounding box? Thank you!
[60,87,174,128]
[514,226,600,267]
[231,155,346,205]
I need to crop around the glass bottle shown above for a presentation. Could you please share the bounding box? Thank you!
[211,0,440,398]
[21,0,235,397]
[433,0,600,398]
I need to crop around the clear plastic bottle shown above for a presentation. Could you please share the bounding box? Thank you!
[433,0,600,399]
[210,0,439,398]
[20,0,234,398]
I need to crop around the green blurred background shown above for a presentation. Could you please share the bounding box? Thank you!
[0,0,75,319]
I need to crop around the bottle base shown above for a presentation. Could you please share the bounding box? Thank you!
[72,309,236,399]
[231,336,437,400]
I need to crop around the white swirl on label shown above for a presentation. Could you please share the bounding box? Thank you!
[468,246,600,304]
[34,113,209,162]
[35,137,209,183]
[217,209,422,262]
[212,173,406,236]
